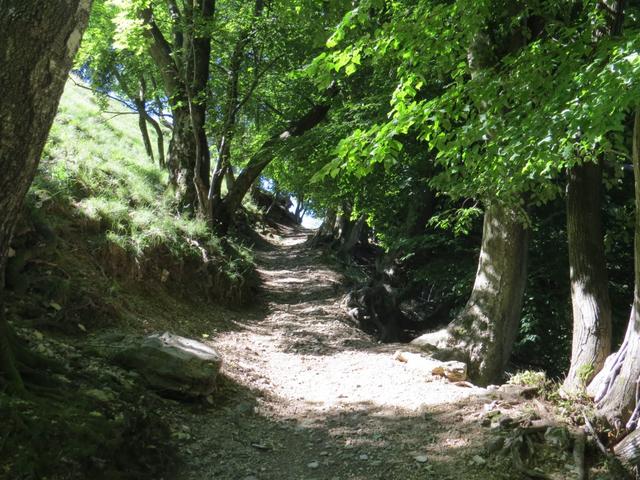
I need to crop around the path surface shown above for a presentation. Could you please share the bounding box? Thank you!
[170,226,503,480]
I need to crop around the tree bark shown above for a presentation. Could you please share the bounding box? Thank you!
[311,208,338,246]
[135,98,155,162]
[168,107,198,210]
[141,2,212,213]
[412,204,529,385]
[588,109,640,432]
[0,0,92,393]
[452,204,529,384]
[338,214,366,257]
[563,161,612,391]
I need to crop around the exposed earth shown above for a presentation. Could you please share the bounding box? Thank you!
[161,226,552,480]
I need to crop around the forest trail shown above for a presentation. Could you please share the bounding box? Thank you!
[169,225,502,480]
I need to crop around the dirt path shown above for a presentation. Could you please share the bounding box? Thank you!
[169,226,507,480]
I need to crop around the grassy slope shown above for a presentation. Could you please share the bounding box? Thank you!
[0,80,261,479]
[35,79,253,299]
[42,80,212,255]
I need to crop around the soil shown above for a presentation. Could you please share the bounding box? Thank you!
[162,225,522,480]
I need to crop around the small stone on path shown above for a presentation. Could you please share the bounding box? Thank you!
[307,461,320,469]
[414,455,429,463]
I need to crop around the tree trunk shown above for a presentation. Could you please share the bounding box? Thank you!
[412,204,529,385]
[563,161,612,392]
[588,109,640,432]
[311,208,338,246]
[0,0,92,393]
[135,99,155,162]
[167,107,198,210]
[294,194,305,223]
[141,1,212,214]
[144,111,165,167]
[452,204,529,384]
[338,214,366,257]
[224,166,235,191]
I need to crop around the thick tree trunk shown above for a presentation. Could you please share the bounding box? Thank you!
[452,204,529,384]
[167,107,198,210]
[141,1,212,214]
[588,109,640,432]
[412,204,529,385]
[338,214,366,257]
[0,0,92,393]
[563,161,612,391]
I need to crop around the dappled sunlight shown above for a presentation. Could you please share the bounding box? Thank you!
[183,227,504,479]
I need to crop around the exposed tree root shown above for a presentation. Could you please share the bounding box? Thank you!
[583,414,632,480]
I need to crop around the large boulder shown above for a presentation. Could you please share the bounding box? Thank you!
[111,332,223,397]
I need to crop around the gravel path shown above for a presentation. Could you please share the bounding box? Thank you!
[169,226,508,480]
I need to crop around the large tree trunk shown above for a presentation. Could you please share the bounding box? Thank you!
[412,204,529,385]
[141,1,212,214]
[167,107,198,210]
[563,161,612,391]
[452,204,529,384]
[588,109,640,432]
[0,0,92,393]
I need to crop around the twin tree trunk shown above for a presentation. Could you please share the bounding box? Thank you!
[564,161,612,391]
[0,0,92,392]
[142,2,212,212]
[587,110,640,432]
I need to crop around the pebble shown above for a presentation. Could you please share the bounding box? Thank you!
[359,454,369,460]
[307,461,320,469]
[414,455,428,463]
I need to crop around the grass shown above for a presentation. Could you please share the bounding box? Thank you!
[32,77,253,279]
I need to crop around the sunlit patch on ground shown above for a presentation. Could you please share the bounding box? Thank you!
[168,226,514,480]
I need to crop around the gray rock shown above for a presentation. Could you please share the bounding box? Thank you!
[112,332,222,397]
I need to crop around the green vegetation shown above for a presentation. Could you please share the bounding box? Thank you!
[35,80,254,287]
[5,0,640,478]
